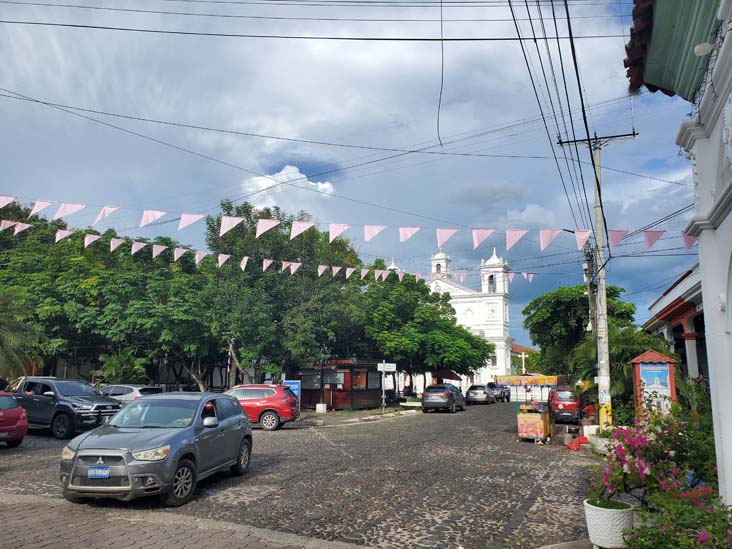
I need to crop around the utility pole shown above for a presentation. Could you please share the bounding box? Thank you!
[519,352,527,374]
[558,131,637,429]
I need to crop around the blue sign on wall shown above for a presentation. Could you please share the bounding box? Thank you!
[283,380,301,408]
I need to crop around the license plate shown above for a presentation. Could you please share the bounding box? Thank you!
[87,466,110,479]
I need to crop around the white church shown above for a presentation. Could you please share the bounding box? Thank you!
[395,249,515,394]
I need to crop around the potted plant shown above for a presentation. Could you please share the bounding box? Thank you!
[584,483,636,548]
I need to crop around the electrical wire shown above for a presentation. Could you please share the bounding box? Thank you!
[0,19,628,40]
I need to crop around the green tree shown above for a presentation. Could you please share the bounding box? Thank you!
[93,349,148,384]
[0,288,43,378]
[522,285,635,374]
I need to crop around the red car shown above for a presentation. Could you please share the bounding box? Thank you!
[225,384,299,431]
[0,391,28,447]
[548,386,581,424]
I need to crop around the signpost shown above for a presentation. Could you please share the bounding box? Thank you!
[283,380,302,413]
[378,361,397,413]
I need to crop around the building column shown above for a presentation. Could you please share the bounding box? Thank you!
[683,316,700,379]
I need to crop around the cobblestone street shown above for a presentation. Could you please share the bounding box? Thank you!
[0,403,594,548]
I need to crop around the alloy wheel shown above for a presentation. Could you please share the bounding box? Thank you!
[173,466,193,498]
[261,412,278,430]
[239,442,250,470]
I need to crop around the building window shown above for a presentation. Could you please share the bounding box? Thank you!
[436,263,442,273]
[488,275,496,293]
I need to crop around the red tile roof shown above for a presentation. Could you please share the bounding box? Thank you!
[629,349,678,364]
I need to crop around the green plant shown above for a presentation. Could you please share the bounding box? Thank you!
[612,401,635,426]
[625,486,732,548]
[92,349,148,384]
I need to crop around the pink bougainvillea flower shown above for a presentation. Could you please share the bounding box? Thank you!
[697,530,708,543]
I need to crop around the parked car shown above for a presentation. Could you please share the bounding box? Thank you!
[60,393,252,506]
[548,386,581,424]
[9,377,122,439]
[465,385,496,405]
[421,384,465,413]
[0,392,28,447]
[225,384,299,431]
[487,382,511,402]
[100,385,164,404]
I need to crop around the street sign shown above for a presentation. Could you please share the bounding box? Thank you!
[283,380,301,412]
[378,363,396,373]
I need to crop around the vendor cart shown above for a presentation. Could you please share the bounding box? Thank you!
[496,374,562,443]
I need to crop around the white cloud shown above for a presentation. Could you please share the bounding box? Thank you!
[241,166,335,214]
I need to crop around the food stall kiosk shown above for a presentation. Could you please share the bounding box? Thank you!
[496,374,563,443]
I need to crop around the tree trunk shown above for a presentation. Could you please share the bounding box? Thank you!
[228,337,241,388]
[174,350,206,392]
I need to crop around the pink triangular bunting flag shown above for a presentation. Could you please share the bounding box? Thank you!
[152,244,167,258]
[360,268,369,279]
[472,228,495,250]
[55,229,73,243]
[415,273,422,282]
[364,225,387,242]
[0,195,16,208]
[220,216,244,237]
[345,267,355,279]
[84,234,100,248]
[397,271,405,282]
[0,220,16,231]
[508,272,515,282]
[539,229,562,251]
[436,228,459,248]
[459,273,465,283]
[131,242,147,255]
[262,258,273,271]
[218,254,231,267]
[506,229,528,251]
[256,218,280,238]
[195,251,208,265]
[381,270,390,281]
[521,272,528,280]
[290,262,301,274]
[682,231,698,249]
[281,261,291,272]
[399,226,420,242]
[110,238,124,252]
[52,202,86,220]
[179,213,204,231]
[317,265,328,277]
[329,223,350,242]
[527,273,534,283]
[374,269,384,280]
[608,229,628,251]
[643,230,665,250]
[13,222,31,236]
[29,200,54,218]
[332,266,342,277]
[240,256,249,271]
[574,229,592,250]
[174,247,187,261]
[290,220,315,240]
[93,205,119,225]
[139,210,166,228]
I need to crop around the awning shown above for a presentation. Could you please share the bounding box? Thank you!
[432,369,462,381]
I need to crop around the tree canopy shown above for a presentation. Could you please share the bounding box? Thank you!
[0,201,494,388]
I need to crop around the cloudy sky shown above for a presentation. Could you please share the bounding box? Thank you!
[0,0,697,346]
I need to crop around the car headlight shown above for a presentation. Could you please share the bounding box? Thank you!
[72,403,93,410]
[132,445,170,461]
[61,446,76,460]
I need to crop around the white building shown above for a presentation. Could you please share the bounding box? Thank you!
[418,248,514,392]
[625,0,732,503]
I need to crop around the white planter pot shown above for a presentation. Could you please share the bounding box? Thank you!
[583,499,635,549]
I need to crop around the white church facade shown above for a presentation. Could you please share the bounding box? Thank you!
[421,249,515,391]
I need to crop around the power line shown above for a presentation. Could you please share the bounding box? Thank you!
[152,0,634,7]
[0,19,630,40]
[507,0,579,227]
[0,1,634,22]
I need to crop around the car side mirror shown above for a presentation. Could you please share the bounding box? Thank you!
[43,391,55,398]
[202,416,219,428]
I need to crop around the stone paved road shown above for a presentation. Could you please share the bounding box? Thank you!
[0,403,594,548]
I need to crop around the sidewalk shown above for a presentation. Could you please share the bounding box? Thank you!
[0,491,369,549]
[537,541,592,549]
[297,407,418,427]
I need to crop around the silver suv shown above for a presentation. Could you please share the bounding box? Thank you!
[100,385,164,404]
[60,393,252,506]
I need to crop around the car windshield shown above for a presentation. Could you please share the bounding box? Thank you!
[0,395,18,410]
[469,386,485,391]
[139,387,164,395]
[55,381,100,397]
[109,399,198,428]
[556,390,575,401]
[426,386,447,393]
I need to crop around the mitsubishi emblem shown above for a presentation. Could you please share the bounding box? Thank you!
[96,456,104,465]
